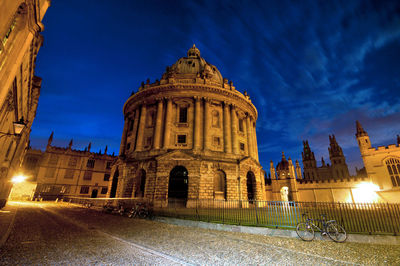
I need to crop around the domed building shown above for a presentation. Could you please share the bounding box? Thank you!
[109,45,265,207]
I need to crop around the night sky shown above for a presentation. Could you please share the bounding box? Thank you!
[31,0,400,175]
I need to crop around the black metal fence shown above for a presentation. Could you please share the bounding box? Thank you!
[62,197,400,236]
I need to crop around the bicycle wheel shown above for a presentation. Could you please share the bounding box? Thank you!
[127,208,136,218]
[327,222,347,242]
[296,222,314,241]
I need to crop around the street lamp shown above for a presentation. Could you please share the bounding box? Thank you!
[0,117,27,138]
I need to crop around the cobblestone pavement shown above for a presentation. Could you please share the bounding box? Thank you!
[1,201,399,265]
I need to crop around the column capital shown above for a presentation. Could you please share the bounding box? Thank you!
[194,96,201,101]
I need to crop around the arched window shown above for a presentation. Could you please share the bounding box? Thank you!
[179,107,188,123]
[386,158,400,187]
[212,110,220,127]
[214,170,226,199]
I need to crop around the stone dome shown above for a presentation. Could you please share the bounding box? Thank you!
[162,44,223,85]
[276,152,289,170]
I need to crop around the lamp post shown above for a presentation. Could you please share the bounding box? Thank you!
[0,117,27,138]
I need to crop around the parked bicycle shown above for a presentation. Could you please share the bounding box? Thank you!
[127,202,153,219]
[296,213,347,242]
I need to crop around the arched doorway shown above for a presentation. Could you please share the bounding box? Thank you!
[246,171,256,201]
[168,166,189,201]
[110,169,119,198]
[280,186,289,201]
[135,169,146,197]
[214,170,226,200]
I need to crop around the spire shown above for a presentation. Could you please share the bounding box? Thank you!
[104,145,108,154]
[356,120,368,137]
[321,157,326,166]
[88,142,91,152]
[281,151,286,161]
[397,135,400,146]
[47,131,54,147]
[329,134,343,158]
[68,139,73,149]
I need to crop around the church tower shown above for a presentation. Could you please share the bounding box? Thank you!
[302,140,318,180]
[356,121,371,155]
[328,135,350,179]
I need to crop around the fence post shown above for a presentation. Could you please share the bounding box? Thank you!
[387,203,397,236]
[255,201,259,226]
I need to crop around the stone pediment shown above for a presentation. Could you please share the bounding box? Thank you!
[239,156,261,167]
[156,150,196,162]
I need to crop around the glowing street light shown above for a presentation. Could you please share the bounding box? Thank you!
[11,174,27,184]
[352,182,380,203]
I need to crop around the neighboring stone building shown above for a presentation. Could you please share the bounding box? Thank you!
[0,0,50,208]
[111,45,264,207]
[267,122,400,203]
[27,133,116,200]
[356,121,400,202]
[302,135,350,181]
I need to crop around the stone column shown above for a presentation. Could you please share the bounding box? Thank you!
[153,99,163,149]
[246,115,253,158]
[119,115,129,156]
[193,96,201,150]
[243,115,249,156]
[223,102,232,153]
[253,119,259,161]
[231,105,239,154]
[203,98,211,150]
[131,108,140,151]
[135,104,147,151]
[163,98,173,149]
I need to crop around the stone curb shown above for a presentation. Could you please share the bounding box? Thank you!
[155,216,400,245]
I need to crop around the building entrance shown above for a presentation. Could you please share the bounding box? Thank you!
[91,189,98,198]
[168,166,188,201]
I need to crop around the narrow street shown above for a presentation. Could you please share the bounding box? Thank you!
[0,201,399,265]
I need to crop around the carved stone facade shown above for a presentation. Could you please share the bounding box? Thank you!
[0,0,50,208]
[24,133,117,200]
[110,45,265,207]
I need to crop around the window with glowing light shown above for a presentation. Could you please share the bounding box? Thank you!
[80,186,89,194]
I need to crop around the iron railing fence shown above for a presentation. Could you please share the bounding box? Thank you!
[61,197,400,236]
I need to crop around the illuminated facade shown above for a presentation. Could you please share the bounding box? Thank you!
[25,133,116,200]
[111,45,265,207]
[356,121,400,202]
[0,0,50,208]
[267,122,400,203]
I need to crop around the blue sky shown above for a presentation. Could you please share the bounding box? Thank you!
[32,0,400,175]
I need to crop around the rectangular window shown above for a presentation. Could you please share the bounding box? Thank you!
[238,119,244,132]
[60,186,70,194]
[129,119,134,131]
[213,136,220,146]
[83,171,92,180]
[177,134,186,144]
[179,107,188,123]
[145,137,152,148]
[104,173,110,181]
[45,167,56,178]
[106,161,112,169]
[87,159,95,168]
[80,186,89,194]
[101,187,108,194]
[68,157,79,167]
[240,142,245,151]
[48,154,59,165]
[64,169,75,179]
